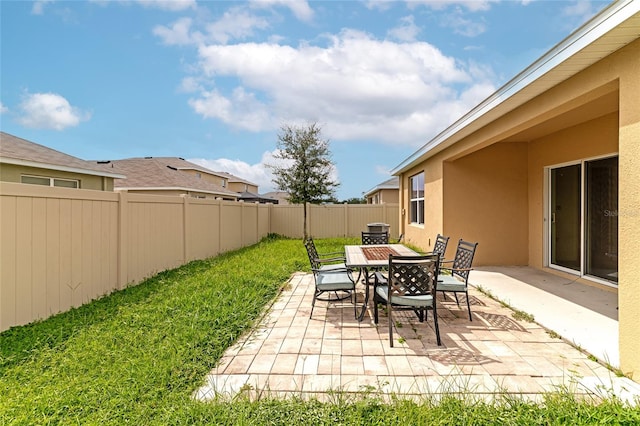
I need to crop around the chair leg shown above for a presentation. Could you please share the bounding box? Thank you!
[433,306,442,346]
[454,292,460,307]
[388,302,394,347]
[466,291,472,321]
[353,289,357,319]
[374,296,379,323]
[310,291,317,319]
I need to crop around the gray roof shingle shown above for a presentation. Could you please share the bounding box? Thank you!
[0,132,124,178]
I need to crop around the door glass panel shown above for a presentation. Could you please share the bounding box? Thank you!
[586,157,618,283]
[550,164,581,271]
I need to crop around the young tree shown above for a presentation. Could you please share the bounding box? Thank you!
[269,123,339,239]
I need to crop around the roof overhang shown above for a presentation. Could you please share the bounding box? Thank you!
[364,184,399,197]
[115,186,238,198]
[0,157,126,179]
[391,0,640,175]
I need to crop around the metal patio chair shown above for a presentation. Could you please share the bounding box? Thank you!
[436,239,479,321]
[309,266,357,319]
[361,231,389,245]
[373,253,442,346]
[304,237,346,271]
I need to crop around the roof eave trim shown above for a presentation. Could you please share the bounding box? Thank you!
[0,157,126,179]
[115,186,238,197]
[391,0,639,175]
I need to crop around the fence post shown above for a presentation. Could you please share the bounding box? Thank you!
[182,195,189,263]
[344,203,348,237]
[117,192,128,290]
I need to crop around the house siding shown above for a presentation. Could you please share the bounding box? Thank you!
[0,163,113,191]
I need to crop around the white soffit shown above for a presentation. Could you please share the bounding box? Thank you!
[392,0,640,175]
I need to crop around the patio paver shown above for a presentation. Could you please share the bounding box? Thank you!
[196,271,639,403]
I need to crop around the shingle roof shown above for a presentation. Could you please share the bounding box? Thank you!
[100,157,238,198]
[0,132,124,178]
[364,176,399,197]
[214,170,258,186]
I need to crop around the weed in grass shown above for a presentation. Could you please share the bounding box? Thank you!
[512,309,535,323]
[546,329,562,339]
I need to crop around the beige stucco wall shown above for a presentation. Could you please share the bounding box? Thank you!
[616,39,640,380]
[0,163,114,191]
[397,37,640,376]
[443,142,529,265]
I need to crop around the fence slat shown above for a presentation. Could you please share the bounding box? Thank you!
[0,182,398,331]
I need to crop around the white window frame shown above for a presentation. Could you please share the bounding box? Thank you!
[21,174,80,188]
[409,172,424,225]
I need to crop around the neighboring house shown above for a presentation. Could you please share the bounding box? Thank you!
[364,177,399,204]
[210,171,277,203]
[214,171,259,194]
[0,132,124,190]
[99,157,238,200]
[237,191,278,204]
[261,191,291,205]
[391,2,639,377]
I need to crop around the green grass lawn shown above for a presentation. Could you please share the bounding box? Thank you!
[1,235,639,425]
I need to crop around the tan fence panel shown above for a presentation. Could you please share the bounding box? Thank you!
[122,193,185,286]
[219,201,244,252]
[257,204,270,237]
[345,204,400,239]
[0,183,119,331]
[269,204,304,237]
[1,182,400,332]
[184,197,221,262]
[269,203,399,239]
[308,204,347,237]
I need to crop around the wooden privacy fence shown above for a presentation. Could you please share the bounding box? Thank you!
[0,182,399,331]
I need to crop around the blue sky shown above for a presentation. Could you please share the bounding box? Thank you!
[1,0,612,200]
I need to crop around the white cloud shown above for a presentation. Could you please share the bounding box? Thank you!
[134,0,196,11]
[0,102,8,114]
[387,15,421,42]
[153,17,198,46]
[563,0,599,25]
[205,7,270,44]
[154,8,270,46]
[189,150,280,193]
[188,87,272,132]
[249,0,314,22]
[184,29,495,146]
[31,0,54,15]
[17,92,91,130]
[407,0,498,12]
[440,10,487,37]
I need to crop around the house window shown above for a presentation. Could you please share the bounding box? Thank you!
[409,172,424,225]
[21,175,79,188]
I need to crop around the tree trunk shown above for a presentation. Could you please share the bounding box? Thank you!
[303,202,308,240]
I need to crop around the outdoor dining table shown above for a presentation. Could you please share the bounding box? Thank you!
[344,244,419,321]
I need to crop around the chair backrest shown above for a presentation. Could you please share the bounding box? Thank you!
[361,231,389,245]
[303,238,321,270]
[387,254,440,297]
[452,239,479,282]
[432,234,450,257]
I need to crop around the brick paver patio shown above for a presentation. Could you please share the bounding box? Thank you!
[196,272,634,403]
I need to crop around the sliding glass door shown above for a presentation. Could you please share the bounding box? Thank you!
[549,156,618,284]
[550,164,582,272]
[585,157,618,282]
